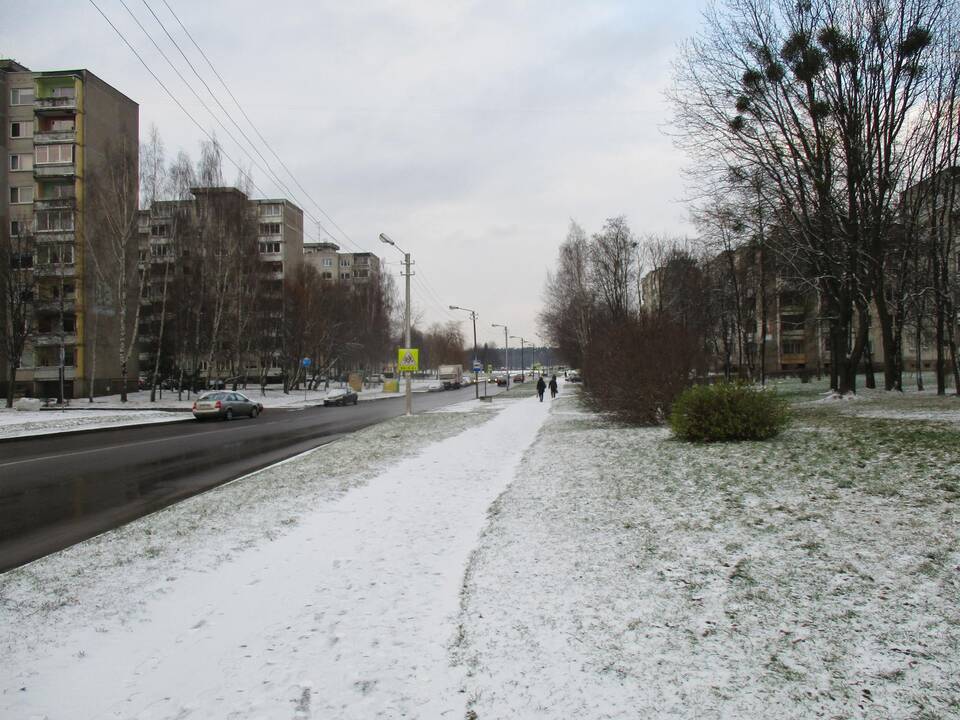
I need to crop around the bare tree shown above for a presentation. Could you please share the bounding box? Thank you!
[0,225,34,407]
[670,0,953,393]
[87,138,143,402]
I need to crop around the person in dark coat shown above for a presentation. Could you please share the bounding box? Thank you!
[536,376,547,402]
[549,375,559,399]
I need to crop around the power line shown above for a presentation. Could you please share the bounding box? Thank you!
[116,0,330,241]
[137,0,338,245]
[156,0,369,254]
[87,0,274,203]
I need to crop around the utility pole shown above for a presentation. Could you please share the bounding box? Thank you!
[492,322,509,390]
[403,250,412,416]
[511,335,526,381]
[450,305,479,399]
[380,233,414,416]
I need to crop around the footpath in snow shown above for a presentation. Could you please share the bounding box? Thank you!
[0,392,552,719]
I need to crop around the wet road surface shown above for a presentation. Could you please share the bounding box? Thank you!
[0,384,501,572]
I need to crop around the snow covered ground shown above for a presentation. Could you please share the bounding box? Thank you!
[458,386,960,719]
[0,393,549,719]
[0,381,446,440]
[0,408,192,439]
[2,379,956,719]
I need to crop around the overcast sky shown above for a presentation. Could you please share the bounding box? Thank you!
[2,0,706,348]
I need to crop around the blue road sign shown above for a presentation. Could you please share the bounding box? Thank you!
[302,358,312,367]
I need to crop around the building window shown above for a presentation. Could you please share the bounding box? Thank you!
[11,220,26,237]
[259,222,281,236]
[340,272,351,280]
[339,258,351,267]
[260,204,281,217]
[353,269,369,278]
[150,224,169,237]
[322,257,333,267]
[39,182,74,200]
[36,244,74,266]
[35,210,74,231]
[356,256,369,266]
[10,87,34,105]
[38,117,75,133]
[35,144,73,165]
[259,241,281,254]
[782,339,804,355]
[10,121,33,138]
[9,154,32,171]
[321,271,333,279]
[10,186,33,204]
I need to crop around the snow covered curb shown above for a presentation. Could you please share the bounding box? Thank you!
[0,384,455,439]
[0,409,193,440]
[0,394,551,718]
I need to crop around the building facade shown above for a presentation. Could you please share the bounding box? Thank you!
[1,60,139,399]
[137,189,304,385]
[303,241,380,284]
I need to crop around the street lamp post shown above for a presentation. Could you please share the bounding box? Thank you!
[379,233,413,416]
[449,305,479,399]
[510,336,526,381]
[492,323,509,390]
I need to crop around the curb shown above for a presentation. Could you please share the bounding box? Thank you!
[0,415,194,445]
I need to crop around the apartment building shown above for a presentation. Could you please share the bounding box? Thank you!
[137,189,304,383]
[302,241,380,283]
[1,60,139,399]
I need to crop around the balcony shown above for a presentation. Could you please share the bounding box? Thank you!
[34,333,78,347]
[34,264,76,278]
[34,163,76,180]
[33,366,76,381]
[34,300,76,314]
[35,96,77,112]
[34,197,76,212]
[34,129,77,145]
[34,231,75,244]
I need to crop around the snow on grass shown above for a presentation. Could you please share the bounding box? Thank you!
[0,393,548,719]
[457,389,960,719]
[0,408,192,439]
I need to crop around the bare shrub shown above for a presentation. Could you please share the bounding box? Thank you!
[583,313,706,425]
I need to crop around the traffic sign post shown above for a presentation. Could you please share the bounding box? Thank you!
[397,348,419,372]
[302,358,311,401]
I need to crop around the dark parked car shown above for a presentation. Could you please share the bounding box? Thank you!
[192,391,263,420]
[495,376,508,387]
[324,389,358,406]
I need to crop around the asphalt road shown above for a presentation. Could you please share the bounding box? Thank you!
[0,384,502,573]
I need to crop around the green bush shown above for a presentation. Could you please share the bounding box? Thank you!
[669,382,789,442]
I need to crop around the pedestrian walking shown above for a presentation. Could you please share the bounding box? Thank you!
[549,375,558,399]
[536,376,546,402]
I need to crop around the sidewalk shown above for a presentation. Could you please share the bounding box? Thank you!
[0,393,552,719]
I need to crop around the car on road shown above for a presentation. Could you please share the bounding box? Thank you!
[192,391,263,421]
[324,388,358,406]
[495,376,508,387]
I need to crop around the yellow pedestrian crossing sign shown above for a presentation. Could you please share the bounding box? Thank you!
[398,348,419,372]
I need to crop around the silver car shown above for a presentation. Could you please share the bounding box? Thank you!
[192,391,263,421]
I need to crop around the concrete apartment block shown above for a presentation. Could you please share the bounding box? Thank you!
[1,60,139,400]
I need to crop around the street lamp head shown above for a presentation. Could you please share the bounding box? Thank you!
[378,233,394,246]
[449,305,458,310]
